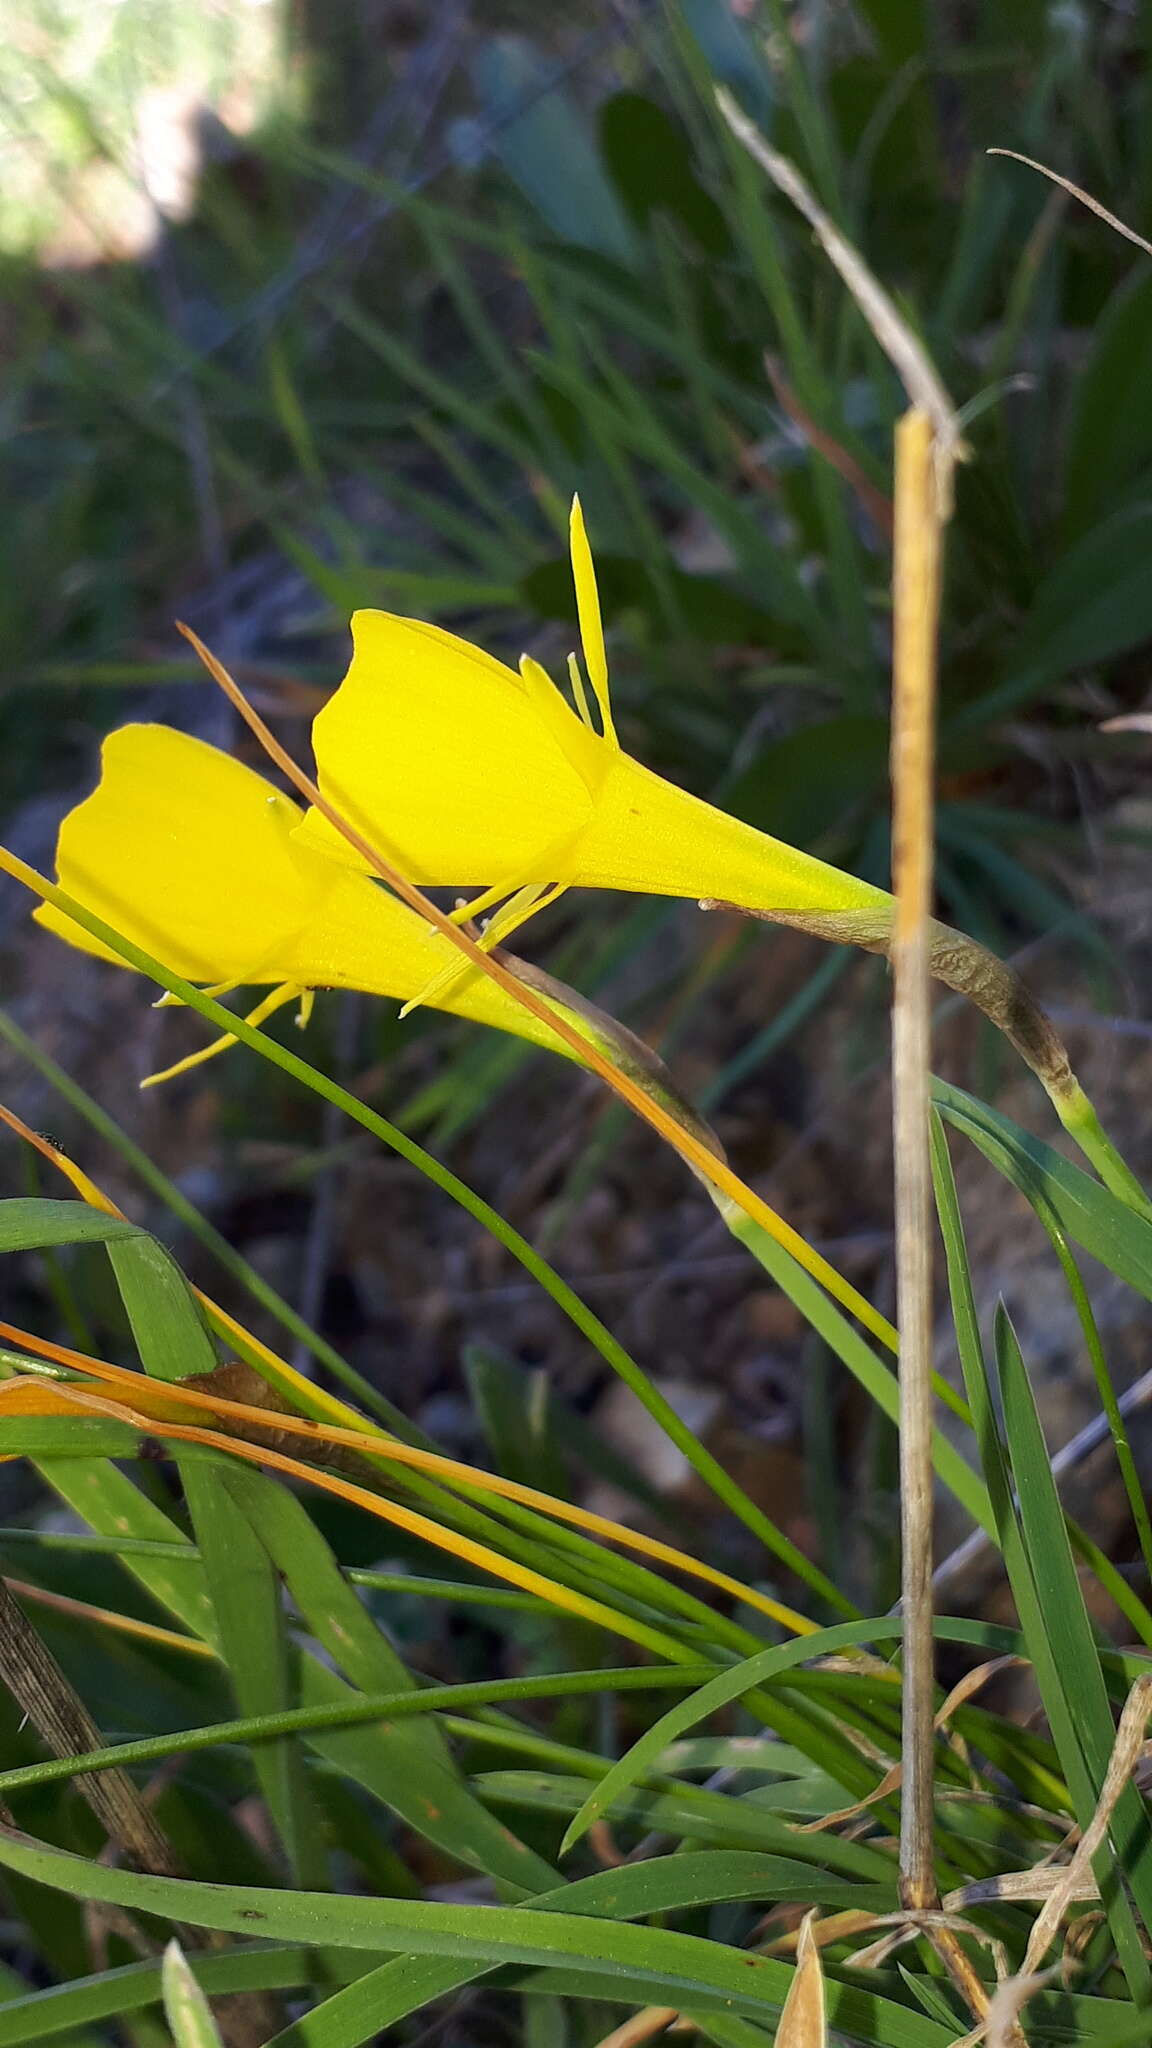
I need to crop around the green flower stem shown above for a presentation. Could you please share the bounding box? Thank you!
[1056,1081,1152,1218]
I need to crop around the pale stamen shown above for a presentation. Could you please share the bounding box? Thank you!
[399,881,568,1020]
[141,983,305,1089]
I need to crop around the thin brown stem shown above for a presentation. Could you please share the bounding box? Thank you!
[891,407,945,1914]
[0,1575,183,1880]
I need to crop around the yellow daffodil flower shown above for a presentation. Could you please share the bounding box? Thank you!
[34,724,589,1078]
[297,499,893,937]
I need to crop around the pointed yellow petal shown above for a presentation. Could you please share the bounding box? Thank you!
[569,496,616,744]
[398,960,480,1021]
[482,880,567,948]
[300,610,597,882]
[153,979,243,1010]
[448,882,513,926]
[567,650,593,729]
[141,1039,235,1090]
[574,750,893,918]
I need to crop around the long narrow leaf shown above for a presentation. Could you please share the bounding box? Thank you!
[0,1827,953,2047]
[223,1465,560,1894]
[0,1946,319,2048]
[995,1305,1152,2001]
[107,1234,328,1886]
[934,1080,1152,1300]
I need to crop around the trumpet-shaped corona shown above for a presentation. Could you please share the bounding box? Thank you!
[34,725,590,1070]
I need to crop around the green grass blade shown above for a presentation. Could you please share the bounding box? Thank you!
[0,1419,144,1459]
[482,1770,892,1869]
[105,1233,216,1377]
[994,1304,1152,2000]
[260,1854,894,2048]
[1041,1218,1152,1592]
[721,1207,993,1535]
[0,1199,138,1253]
[322,292,539,473]
[935,1117,1152,1980]
[931,1111,1152,1645]
[933,1079,1152,1300]
[220,1464,560,1895]
[0,1946,317,2048]
[557,1614,901,1856]
[0,1005,414,1430]
[188,1474,328,1886]
[107,1235,328,1887]
[33,1459,218,1648]
[7,876,811,1570]
[929,1109,1015,1534]
[263,1957,490,2048]
[0,1668,717,1803]
[0,1829,954,2047]
[0,1537,544,1613]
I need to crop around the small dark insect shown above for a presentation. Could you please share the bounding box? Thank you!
[34,1131,66,1153]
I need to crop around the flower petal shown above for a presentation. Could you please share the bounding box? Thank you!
[300,610,596,882]
[141,983,304,1089]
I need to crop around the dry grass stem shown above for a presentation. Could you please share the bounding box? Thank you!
[716,91,963,501]
[0,1576,184,1881]
[1019,1673,1152,1974]
[891,407,944,1913]
[987,150,1152,257]
[943,1677,1152,2045]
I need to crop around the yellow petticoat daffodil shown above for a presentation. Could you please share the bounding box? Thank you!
[296,497,1144,1208]
[298,500,893,928]
[33,724,592,1079]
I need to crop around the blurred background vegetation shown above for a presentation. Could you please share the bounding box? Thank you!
[3,0,1152,1596]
